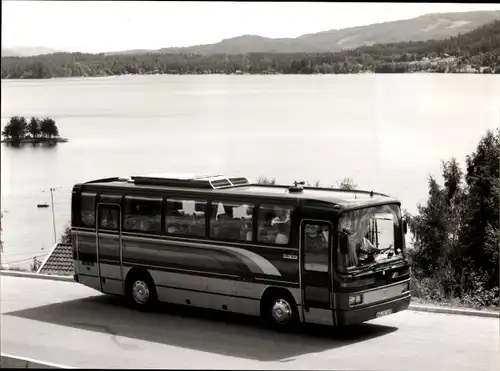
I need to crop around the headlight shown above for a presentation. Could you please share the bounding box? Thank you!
[349,294,363,306]
[401,282,410,293]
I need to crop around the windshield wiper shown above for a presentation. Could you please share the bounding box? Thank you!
[352,262,378,276]
[366,244,397,257]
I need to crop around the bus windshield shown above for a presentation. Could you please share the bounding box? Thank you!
[337,204,406,273]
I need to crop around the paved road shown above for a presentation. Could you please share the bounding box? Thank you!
[1,276,498,370]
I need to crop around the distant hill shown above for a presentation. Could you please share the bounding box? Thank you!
[106,10,500,55]
[2,19,499,79]
[1,47,64,57]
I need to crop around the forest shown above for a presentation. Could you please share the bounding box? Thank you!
[405,128,499,309]
[256,129,499,309]
[1,20,499,79]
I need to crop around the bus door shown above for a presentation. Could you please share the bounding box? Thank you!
[96,203,123,295]
[300,219,334,326]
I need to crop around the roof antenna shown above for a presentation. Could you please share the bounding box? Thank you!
[289,181,305,193]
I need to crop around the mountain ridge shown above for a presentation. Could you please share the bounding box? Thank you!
[2,19,499,78]
[2,10,500,57]
[108,10,500,55]
[1,46,63,57]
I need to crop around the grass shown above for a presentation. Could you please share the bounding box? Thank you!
[411,296,499,312]
[410,274,499,312]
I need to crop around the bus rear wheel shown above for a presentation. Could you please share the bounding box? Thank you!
[262,291,298,331]
[126,272,157,311]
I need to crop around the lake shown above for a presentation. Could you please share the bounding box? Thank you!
[1,74,499,269]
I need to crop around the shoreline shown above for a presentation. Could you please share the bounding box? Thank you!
[0,70,496,81]
[1,137,68,144]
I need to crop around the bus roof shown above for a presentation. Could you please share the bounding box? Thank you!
[79,173,400,211]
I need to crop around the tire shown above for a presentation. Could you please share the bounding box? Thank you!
[126,272,157,311]
[262,291,299,331]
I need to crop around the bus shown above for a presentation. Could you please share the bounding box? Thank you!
[71,173,410,330]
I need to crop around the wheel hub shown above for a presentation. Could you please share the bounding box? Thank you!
[132,280,150,304]
[271,298,292,324]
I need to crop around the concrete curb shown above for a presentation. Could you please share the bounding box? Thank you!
[408,304,499,318]
[1,353,73,368]
[0,270,73,282]
[1,270,498,319]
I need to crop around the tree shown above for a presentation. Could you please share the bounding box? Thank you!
[30,256,41,272]
[60,224,72,244]
[2,116,28,141]
[40,118,59,138]
[458,129,499,290]
[407,175,452,276]
[1,20,499,79]
[256,176,276,185]
[336,177,357,190]
[306,180,321,187]
[407,129,499,307]
[28,117,41,138]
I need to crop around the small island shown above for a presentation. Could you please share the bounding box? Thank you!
[1,116,68,144]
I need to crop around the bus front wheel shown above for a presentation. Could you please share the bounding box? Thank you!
[261,290,298,331]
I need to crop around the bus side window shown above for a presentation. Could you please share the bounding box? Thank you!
[123,196,162,233]
[98,206,119,230]
[80,192,97,228]
[257,204,292,246]
[165,198,207,237]
[210,201,253,242]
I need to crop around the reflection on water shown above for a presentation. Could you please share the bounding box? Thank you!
[1,74,500,268]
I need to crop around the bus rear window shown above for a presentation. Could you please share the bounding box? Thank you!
[80,192,97,228]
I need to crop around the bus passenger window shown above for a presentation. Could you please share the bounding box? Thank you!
[99,206,119,230]
[303,224,329,272]
[80,192,97,228]
[123,196,162,233]
[165,199,206,237]
[210,201,253,242]
[257,204,292,246]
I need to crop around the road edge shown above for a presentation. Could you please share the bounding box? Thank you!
[408,303,498,318]
[1,270,498,318]
[1,353,73,368]
[0,270,73,282]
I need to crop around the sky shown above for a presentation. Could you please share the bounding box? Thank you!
[2,1,500,53]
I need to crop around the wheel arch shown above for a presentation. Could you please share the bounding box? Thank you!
[260,286,298,317]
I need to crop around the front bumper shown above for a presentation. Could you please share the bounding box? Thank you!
[336,294,411,326]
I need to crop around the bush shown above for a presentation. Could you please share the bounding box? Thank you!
[255,176,276,185]
[60,223,72,244]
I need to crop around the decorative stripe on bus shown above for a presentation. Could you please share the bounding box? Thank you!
[90,231,284,277]
[155,283,261,302]
[80,259,299,286]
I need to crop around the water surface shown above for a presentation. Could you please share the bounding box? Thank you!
[2,74,499,268]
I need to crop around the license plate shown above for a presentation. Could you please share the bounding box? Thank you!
[376,309,393,318]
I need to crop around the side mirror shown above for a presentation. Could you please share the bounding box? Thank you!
[403,219,408,235]
[339,231,350,255]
